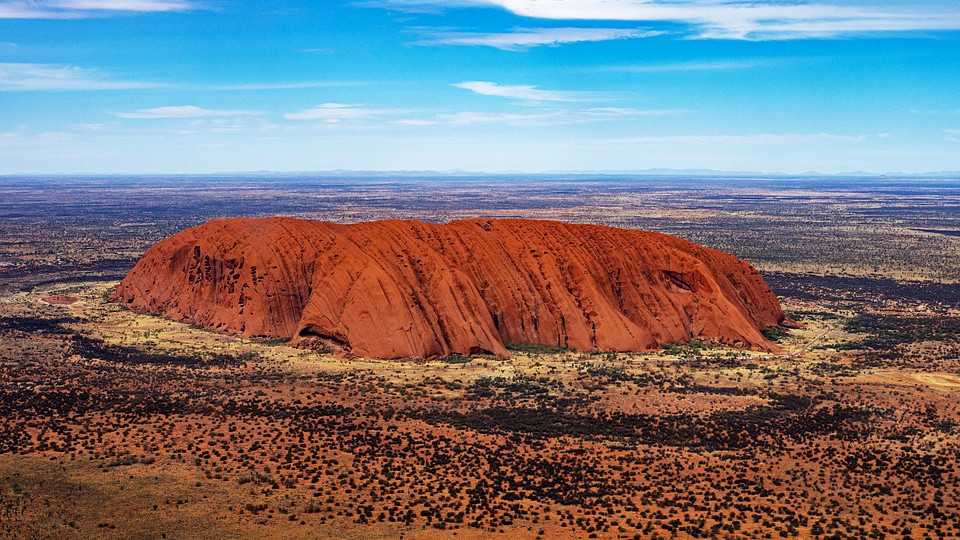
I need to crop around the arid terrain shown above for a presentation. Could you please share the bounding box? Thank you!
[2,174,960,539]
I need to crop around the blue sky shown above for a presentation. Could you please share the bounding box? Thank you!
[1,0,959,174]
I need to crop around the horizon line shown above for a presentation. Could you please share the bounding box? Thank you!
[2,168,959,178]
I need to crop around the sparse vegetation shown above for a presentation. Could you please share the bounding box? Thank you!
[660,339,710,356]
[761,326,791,342]
[504,342,570,355]
[2,176,960,538]
[437,353,472,364]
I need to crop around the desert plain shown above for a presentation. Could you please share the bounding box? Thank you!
[1,174,960,539]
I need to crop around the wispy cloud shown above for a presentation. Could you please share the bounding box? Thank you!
[911,108,960,117]
[415,26,663,50]
[946,129,960,143]
[352,0,459,15]
[395,107,681,126]
[295,48,334,54]
[615,133,869,145]
[0,0,197,18]
[0,63,154,90]
[597,58,790,73]
[379,1,960,40]
[284,103,406,122]
[69,122,116,130]
[52,0,193,10]
[208,82,363,91]
[453,81,588,102]
[115,106,261,119]
[404,110,560,125]
[179,117,280,134]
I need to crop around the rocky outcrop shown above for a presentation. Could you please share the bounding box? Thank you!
[112,217,789,359]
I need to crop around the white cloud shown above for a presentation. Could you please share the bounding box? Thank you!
[181,117,280,133]
[598,58,789,73]
[911,108,960,117]
[69,123,107,130]
[380,0,960,40]
[396,107,681,125]
[615,133,869,145]
[432,111,562,124]
[0,0,196,18]
[391,119,440,126]
[584,107,680,118]
[453,81,588,102]
[416,27,662,50]
[209,82,363,91]
[52,0,192,10]
[0,63,153,90]
[284,103,406,122]
[353,0,466,15]
[115,106,260,119]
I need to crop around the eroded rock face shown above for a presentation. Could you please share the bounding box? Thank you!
[112,217,788,359]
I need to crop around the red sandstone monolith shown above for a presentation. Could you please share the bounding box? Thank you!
[113,217,789,358]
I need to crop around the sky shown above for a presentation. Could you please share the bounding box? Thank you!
[1,0,959,174]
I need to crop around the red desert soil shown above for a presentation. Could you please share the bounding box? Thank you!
[42,294,80,305]
[113,217,788,359]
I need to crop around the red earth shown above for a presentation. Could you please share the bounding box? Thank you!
[43,294,80,305]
